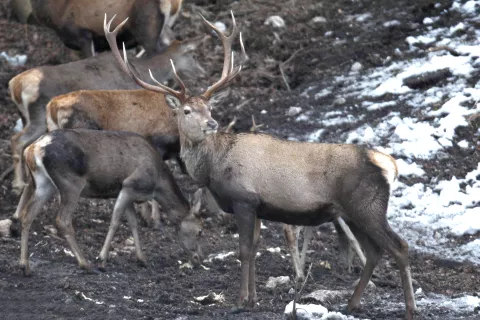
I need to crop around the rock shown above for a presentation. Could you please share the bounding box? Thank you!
[213,22,226,33]
[14,118,23,133]
[0,52,27,66]
[352,278,376,291]
[312,16,327,23]
[0,219,12,238]
[402,68,451,90]
[284,300,328,319]
[266,276,290,290]
[303,289,351,304]
[193,292,225,305]
[350,61,363,72]
[124,237,135,246]
[334,97,346,105]
[264,16,285,28]
[43,225,58,235]
[287,106,302,116]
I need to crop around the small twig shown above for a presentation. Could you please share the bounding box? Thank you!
[279,48,303,91]
[428,45,462,57]
[291,263,313,319]
[0,166,14,182]
[224,116,237,133]
[46,233,66,242]
[235,98,254,111]
[250,115,264,133]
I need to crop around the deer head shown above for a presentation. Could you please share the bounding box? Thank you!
[104,11,246,144]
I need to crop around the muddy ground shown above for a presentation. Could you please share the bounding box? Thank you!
[0,0,479,319]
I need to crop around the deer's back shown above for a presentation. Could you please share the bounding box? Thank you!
[207,133,393,218]
[48,89,178,137]
[32,0,134,34]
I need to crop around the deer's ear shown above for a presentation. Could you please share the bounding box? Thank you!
[165,95,181,109]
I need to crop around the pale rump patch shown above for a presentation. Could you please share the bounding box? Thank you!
[367,150,398,186]
[170,0,182,15]
[10,70,44,124]
[20,69,43,106]
[159,0,172,16]
[30,137,56,192]
[46,93,81,131]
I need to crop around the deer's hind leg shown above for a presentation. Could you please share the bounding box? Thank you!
[11,102,48,195]
[54,176,90,271]
[19,177,56,276]
[346,205,415,320]
[125,203,147,266]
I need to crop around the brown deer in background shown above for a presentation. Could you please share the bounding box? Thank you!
[15,129,203,275]
[23,0,183,57]
[7,30,206,195]
[105,11,416,319]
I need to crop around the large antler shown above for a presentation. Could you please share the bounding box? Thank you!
[200,11,247,99]
[104,14,187,103]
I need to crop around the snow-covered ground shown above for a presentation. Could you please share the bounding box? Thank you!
[277,2,480,317]
[296,0,480,266]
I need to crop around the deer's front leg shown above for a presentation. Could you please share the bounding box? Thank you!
[232,202,257,311]
[247,217,261,306]
[283,224,304,282]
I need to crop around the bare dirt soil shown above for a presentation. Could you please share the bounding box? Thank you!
[0,0,479,319]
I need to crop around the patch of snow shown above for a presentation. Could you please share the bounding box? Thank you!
[13,118,23,133]
[284,301,361,320]
[306,129,325,142]
[314,88,333,100]
[213,22,226,33]
[366,101,396,111]
[384,20,401,27]
[451,1,479,16]
[396,159,425,177]
[417,293,480,313]
[206,251,236,263]
[264,16,285,28]
[267,247,282,254]
[299,0,480,266]
[312,16,327,24]
[0,52,27,66]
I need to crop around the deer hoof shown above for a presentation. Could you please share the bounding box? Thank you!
[230,297,250,314]
[346,299,362,314]
[153,221,163,231]
[295,275,305,285]
[20,262,31,277]
[247,296,257,308]
[10,218,21,238]
[137,258,148,268]
[230,305,247,314]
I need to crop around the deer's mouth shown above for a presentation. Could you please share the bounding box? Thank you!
[203,129,217,135]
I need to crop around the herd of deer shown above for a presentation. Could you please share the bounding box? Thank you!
[4,0,416,319]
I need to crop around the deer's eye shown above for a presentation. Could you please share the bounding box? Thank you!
[184,108,191,115]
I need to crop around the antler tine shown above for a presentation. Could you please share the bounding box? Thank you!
[104,14,131,76]
[169,60,187,98]
[206,31,247,95]
[200,11,245,99]
[104,14,187,103]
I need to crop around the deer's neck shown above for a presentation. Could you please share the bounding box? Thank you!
[179,133,235,187]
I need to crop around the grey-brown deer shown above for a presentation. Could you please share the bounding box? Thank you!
[14,129,203,276]
[26,0,183,57]
[7,31,206,195]
[106,12,416,320]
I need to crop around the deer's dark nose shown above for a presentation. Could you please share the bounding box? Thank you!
[207,119,218,130]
